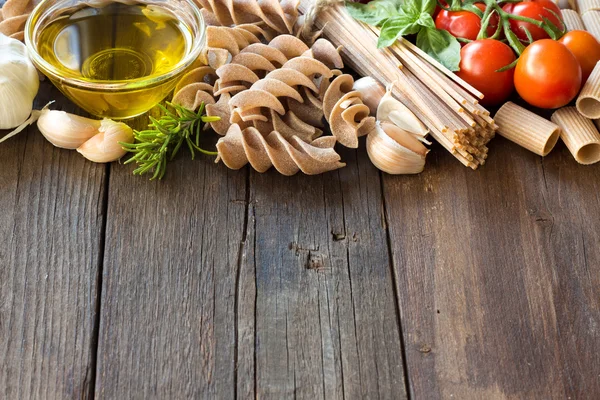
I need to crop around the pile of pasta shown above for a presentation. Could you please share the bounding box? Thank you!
[560,0,600,39]
[173,34,376,175]
[0,0,38,40]
[297,0,495,170]
[195,0,298,36]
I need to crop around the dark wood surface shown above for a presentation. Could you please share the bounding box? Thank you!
[0,84,107,399]
[1,81,600,400]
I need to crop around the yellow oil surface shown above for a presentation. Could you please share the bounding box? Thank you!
[37,3,193,118]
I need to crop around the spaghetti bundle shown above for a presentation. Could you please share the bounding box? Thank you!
[298,0,496,169]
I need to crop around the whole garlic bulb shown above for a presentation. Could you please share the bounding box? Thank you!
[0,33,40,129]
[77,119,133,163]
[367,121,428,174]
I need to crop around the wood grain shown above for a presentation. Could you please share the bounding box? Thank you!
[94,135,248,398]
[0,83,107,399]
[95,135,408,398]
[383,137,600,399]
[251,146,406,399]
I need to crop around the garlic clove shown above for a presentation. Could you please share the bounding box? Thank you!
[352,76,385,116]
[77,119,134,163]
[37,108,102,149]
[367,121,428,175]
[377,88,429,138]
[380,122,428,157]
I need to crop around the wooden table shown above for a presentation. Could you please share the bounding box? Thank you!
[2,71,600,399]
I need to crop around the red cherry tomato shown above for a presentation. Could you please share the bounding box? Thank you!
[503,0,564,43]
[456,39,516,106]
[559,30,600,83]
[515,39,582,109]
[435,3,499,43]
[433,1,449,19]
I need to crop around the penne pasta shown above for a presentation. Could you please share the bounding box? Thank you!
[495,102,560,156]
[577,0,600,14]
[552,107,600,164]
[582,10,600,41]
[576,62,600,118]
[562,9,586,30]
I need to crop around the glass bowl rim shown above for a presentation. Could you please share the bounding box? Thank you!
[24,0,205,91]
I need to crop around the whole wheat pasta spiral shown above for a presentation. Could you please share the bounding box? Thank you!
[174,34,376,174]
[216,124,345,175]
[195,0,299,35]
[0,0,40,40]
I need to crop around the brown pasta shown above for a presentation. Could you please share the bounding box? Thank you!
[562,10,586,31]
[215,124,345,175]
[494,102,560,156]
[174,34,376,174]
[582,10,600,41]
[552,107,600,164]
[0,0,39,40]
[577,0,600,14]
[195,0,299,35]
[576,62,600,118]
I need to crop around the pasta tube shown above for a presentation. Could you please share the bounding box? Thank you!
[577,0,600,15]
[576,62,600,118]
[562,10,586,31]
[495,102,560,156]
[552,107,600,164]
[582,11,600,41]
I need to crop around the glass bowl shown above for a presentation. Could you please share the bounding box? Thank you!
[25,0,205,119]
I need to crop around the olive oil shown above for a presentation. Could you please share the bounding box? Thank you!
[36,3,194,118]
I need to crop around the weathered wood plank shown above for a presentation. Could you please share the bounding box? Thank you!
[251,146,406,399]
[96,136,408,398]
[0,83,107,399]
[95,141,248,398]
[383,138,600,399]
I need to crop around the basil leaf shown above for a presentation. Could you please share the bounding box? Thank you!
[401,0,436,17]
[419,0,437,15]
[416,12,435,29]
[346,0,402,26]
[377,13,422,48]
[416,28,461,71]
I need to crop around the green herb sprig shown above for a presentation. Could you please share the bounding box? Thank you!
[121,102,220,180]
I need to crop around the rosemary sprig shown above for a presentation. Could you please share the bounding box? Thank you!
[121,102,220,180]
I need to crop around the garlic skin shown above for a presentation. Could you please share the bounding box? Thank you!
[77,119,134,163]
[377,87,429,141]
[37,108,102,149]
[367,121,428,174]
[352,77,385,116]
[0,34,40,129]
